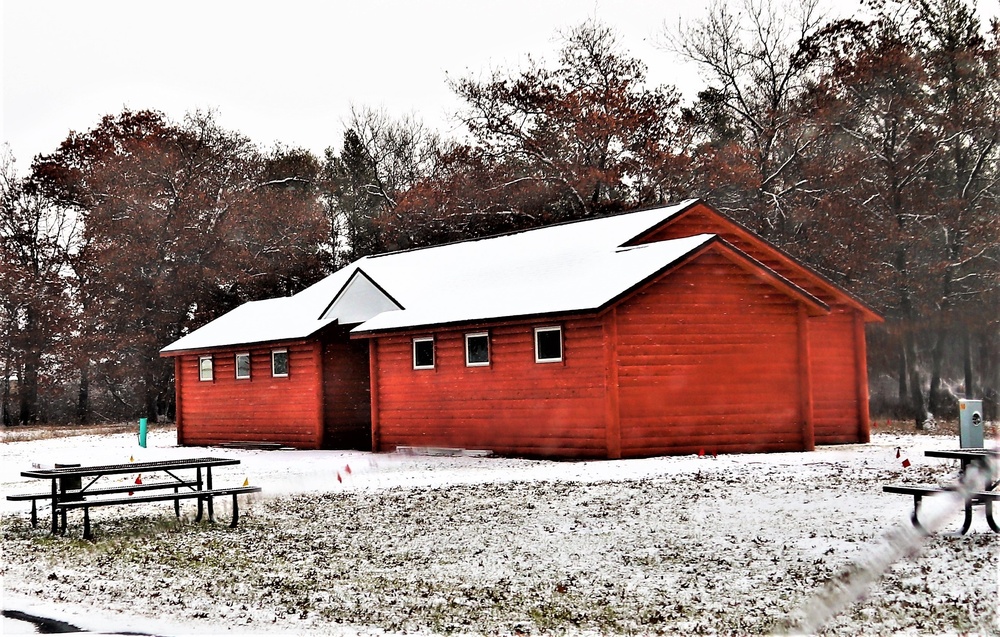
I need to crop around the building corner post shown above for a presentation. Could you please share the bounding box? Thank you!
[798,305,816,451]
[369,339,381,452]
[173,356,184,445]
[315,341,325,449]
[603,308,622,460]
[854,311,872,443]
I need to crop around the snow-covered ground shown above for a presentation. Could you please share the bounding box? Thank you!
[1,427,997,636]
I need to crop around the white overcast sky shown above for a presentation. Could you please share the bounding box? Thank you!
[3,0,998,172]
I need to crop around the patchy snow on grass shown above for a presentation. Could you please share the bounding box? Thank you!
[1,427,997,636]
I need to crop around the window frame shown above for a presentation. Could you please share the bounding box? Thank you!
[198,355,213,382]
[465,332,490,367]
[235,352,251,380]
[271,349,289,378]
[412,337,435,370]
[534,326,563,363]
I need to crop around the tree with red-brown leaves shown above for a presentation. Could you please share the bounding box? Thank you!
[801,2,999,427]
[0,147,82,425]
[386,19,693,249]
[806,16,942,427]
[909,0,1000,416]
[31,109,330,422]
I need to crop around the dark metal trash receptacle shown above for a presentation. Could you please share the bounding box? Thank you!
[55,463,83,500]
[959,399,984,449]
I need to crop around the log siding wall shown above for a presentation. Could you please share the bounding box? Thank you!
[372,318,609,458]
[809,308,862,444]
[637,203,867,444]
[175,342,323,448]
[614,251,805,456]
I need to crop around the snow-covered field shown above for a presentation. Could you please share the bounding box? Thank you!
[1,427,997,636]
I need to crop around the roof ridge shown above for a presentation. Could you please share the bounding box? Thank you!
[366,199,701,260]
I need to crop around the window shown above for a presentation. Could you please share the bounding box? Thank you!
[235,353,251,379]
[465,332,490,367]
[199,356,213,381]
[413,337,435,370]
[272,350,289,377]
[534,326,563,363]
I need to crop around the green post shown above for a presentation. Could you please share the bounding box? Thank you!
[139,417,148,448]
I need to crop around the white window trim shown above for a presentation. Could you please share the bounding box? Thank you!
[235,353,251,380]
[465,332,490,367]
[534,326,563,363]
[412,337,435,370]
[199,356,213,382]
[271,349,289,378]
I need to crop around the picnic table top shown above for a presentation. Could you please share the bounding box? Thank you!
[924,448,998,461]
[21,457,240,479]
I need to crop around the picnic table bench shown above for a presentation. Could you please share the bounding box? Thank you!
[7,457,261,539]
[883,448,998,535]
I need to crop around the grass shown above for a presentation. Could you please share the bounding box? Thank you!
[869,416,998,439]
[0,421,175,443]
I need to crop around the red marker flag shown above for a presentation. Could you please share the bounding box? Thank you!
[130,474,142,495]
[902,458,911,468]
[336,472,342,483]
[344,464,352,475]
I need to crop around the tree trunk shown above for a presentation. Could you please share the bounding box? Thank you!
[981,330,998,421]
[2,346,11,427]
[927,328,946,417]
[18,307,41,425]
[962,328,974,399]
[77,362,90,424]
[904,329,927,429]
[18,352,39,425]
[895,246,927,429]
[897,343,908,402]
[144,377,157,424]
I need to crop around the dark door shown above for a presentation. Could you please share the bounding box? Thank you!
[322,331,372,450]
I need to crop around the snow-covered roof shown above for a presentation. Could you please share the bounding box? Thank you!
[162,199,709,353]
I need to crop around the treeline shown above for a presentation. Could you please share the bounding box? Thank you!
[2,0,997,428]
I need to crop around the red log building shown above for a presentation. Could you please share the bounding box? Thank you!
[161,200,881,458]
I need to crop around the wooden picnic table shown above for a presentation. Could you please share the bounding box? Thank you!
[10,457,259,539]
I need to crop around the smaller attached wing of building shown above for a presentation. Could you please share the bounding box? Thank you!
[160,296,339,355]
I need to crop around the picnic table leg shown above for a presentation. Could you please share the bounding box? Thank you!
[206,467,215,523]
[50,479,59,535]
[230,493,240,528]
[30,499,37,528]
[173,487,180,517]
[957,502,974,535]
[910,494,928,534]
[985,500,1000,533]
[195,468,204,522]
[83,507,92,541]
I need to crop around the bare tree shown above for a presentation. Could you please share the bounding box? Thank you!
[663,0,825,234]
[322,106,443,264]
